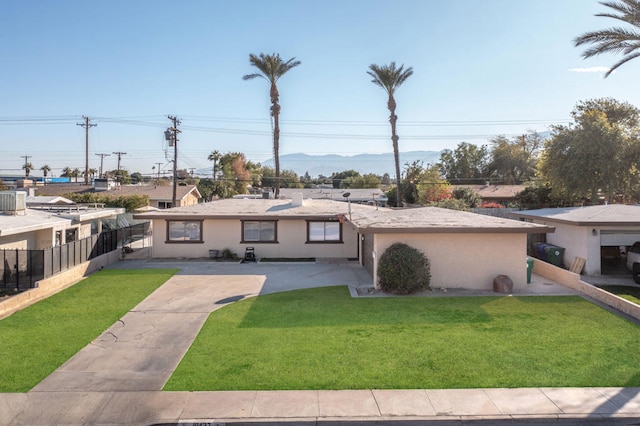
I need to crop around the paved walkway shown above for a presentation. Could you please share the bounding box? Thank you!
[2,260,640,425]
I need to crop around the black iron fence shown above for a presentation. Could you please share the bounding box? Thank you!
[1,222,150,292]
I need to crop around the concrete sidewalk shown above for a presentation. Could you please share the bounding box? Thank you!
[2,260,640,424]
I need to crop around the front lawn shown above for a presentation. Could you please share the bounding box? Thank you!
[165,286,640,390]
[0,268,178,392]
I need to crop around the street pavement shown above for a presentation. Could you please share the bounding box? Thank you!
[1,259,640,425]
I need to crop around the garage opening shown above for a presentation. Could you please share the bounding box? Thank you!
[600,230,640,276]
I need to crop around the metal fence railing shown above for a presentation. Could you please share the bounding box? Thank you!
[1,222,150,292]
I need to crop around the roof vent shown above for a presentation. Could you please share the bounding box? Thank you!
[290,192,304,207]
[0,191,27,215]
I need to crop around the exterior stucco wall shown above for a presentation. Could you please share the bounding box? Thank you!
[150,218,358,259]
[533,221,640,275]
[0,233,33,250]
[371,233,527,290]
[544,222,593,273]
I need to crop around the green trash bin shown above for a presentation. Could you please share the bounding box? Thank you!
[544,245,565,267]
[526,257,534,284]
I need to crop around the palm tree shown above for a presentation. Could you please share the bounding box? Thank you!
[208,150,222,181]
[72,168,82,183]
[22,162,34,177]
[368,62,413,207]
[61,167,73,178]
[574,0,640,78]
[40,164,51,178]
[243,53,301,199]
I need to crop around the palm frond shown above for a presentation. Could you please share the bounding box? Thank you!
[575,0,640,76]
[367,62,413,95]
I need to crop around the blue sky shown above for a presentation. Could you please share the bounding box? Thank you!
[1,0,638,178]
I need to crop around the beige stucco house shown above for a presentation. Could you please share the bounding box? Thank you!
[35,183,201,209]
[135,196,552,291]
[511,204,640,276]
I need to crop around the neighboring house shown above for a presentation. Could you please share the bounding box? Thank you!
[0,191,125,249]
[134,195,552,291]
[35,183,201,209]
[510,204,640,276]
[454,185,525,206]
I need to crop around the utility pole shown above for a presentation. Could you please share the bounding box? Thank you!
[112,151,127,172]
[167,115,181,208]
[77,116,97,185]
[155,162,163,183]
[95,153,110,179]
[20,155,31,177]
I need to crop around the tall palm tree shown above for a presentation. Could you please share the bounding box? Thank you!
[61,167,73,178]
[40,164,51,178]
[368,62,413,207]
[22,162,34,177]
[208,150,222,181]
[574,0,640,77]
[243,53,301,199]
[72,167,82,183]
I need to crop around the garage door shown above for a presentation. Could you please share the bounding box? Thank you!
[600,230,640,246]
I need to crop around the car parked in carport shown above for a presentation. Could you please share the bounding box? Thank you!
[627,242,640,284]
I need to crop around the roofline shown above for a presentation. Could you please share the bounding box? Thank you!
[510,212,639,227]
[133,213,341,221]
[353,225,555,235]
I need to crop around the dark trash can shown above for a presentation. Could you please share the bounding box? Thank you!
[544,245,565,267]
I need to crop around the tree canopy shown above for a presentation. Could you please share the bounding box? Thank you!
[539,98,640,204]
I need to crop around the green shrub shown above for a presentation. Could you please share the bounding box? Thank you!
[377,243,431,294]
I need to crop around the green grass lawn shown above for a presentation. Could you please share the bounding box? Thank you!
[0,268,178,392]
[165,286,640,391]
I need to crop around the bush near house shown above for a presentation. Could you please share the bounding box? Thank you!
[377,243,431,294]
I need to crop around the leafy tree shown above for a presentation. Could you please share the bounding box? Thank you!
[487,131,542,184]
[346,173,381,189]
[450,186,482,208]
[439,142,490,184]
[428,198,471,211]
[574,0,640,78]
[130,171,143,184]
[260,166,302,189]
[381,173,391,185]
[516,181,553,209]
[107,169,131,184]
[539,98,640,204]
[208,150,222,180]
[243,53,301,199]
[416,166,451,205]
[22,162,34,177]
[65,193,149,212]
[377,243,431,294]
[330,170,360,188]
[368,62,413,207]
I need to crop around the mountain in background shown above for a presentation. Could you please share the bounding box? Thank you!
[260,151,442,178]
